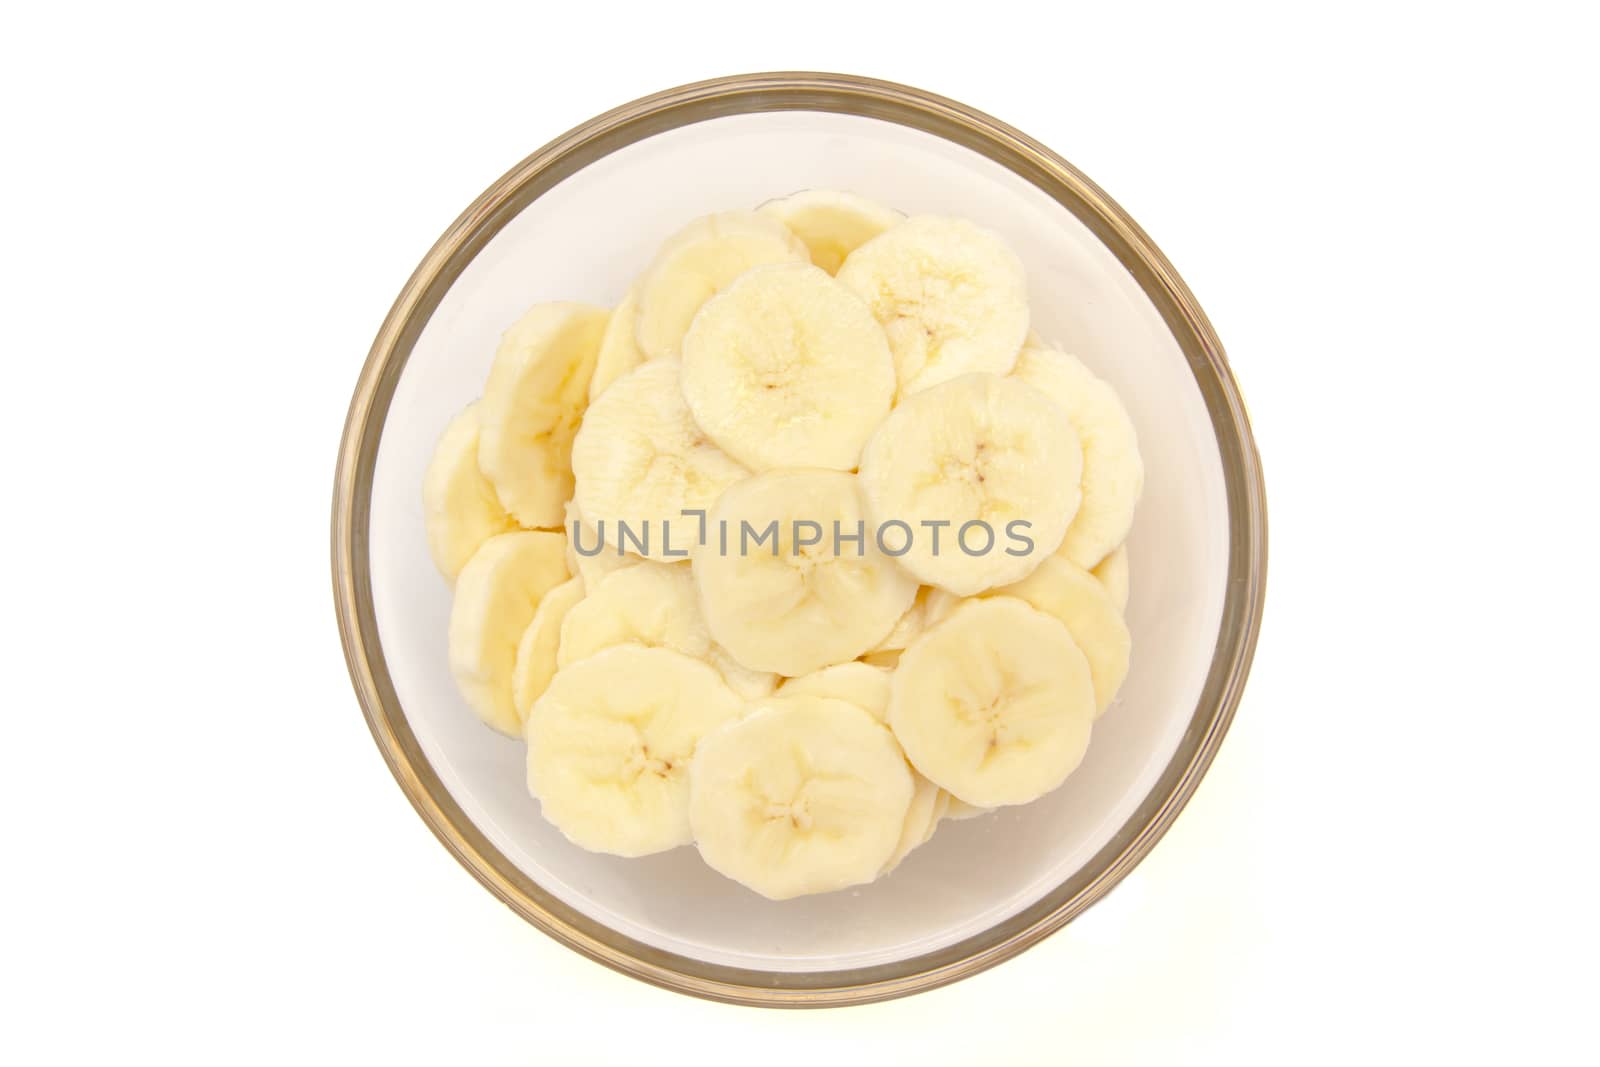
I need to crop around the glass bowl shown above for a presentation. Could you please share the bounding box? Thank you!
[331,72,1267,1007]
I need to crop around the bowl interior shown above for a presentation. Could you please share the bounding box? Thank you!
[366,111,1230,972]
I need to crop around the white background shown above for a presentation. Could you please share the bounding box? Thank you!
[4,2,1596,1062]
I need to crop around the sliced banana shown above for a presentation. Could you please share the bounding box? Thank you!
[836,215,1028,397]
[858,373,1083,595]
[570,359,749,558]
[942,797,992,821]
[633,211,809,360]
[706,644,780,700]
[987,555,1131,716]
[924,555,1130,718]
[1093,543,1130,612]
[477,302,608,528]
[779,661,948,862]
[758,189,903,275]
[882,773,945,874]
[556,561,707,668]
[869,586,936,654]
[422,402,518,582]
[778,661,892,722]
[889,597,1095,808]
[693,469,918,676]
[924,792,952,841]
[510,576,586,724]
[1013,344,1145,569]
[447,531,571,736]
[588,287,647,402]
[679,262,895,472]
[562,499,639,591]
[526,644,744,857]
[689,695,914,900]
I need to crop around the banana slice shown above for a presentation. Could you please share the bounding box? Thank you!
[706,644,780,700]
[882,773,945,874]
[836,215,1028,397]
[557,561,707,668]
[447,531,571,736]
[570,360,749,557]
[689,695,914,900]
[477,302,608,528]
[778,661,892,722]
[778,660,948,869]
[889,597,1095,808]
[1013,344,1145,569]
[633,211,809,360]
[510,576,586,724]
[526,644,744,857]
[1093,543,1130,612]
[858,373,1083,595]
[923,556,1130,718]
[693,469,918,676]
[679,262,895,472]
[588,287,647,402]
[988,556,1131,716]
[422,402,518,581]
[869,586,936,654]
[943,797,992,821]
[562,499,639,591]
[758,189,904,275]
[923,791,953,841]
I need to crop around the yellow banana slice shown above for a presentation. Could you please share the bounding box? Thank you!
[836,215,1029,397]
[477,302,608,528]
[422,402,518,581]
[888,597,1095,808]
[689,695,913,900]
[526,644,744,857]
[680,262,895,472]
[447,531,571,736]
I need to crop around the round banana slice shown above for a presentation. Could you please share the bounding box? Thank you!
[868,586,935,654]
[706,644,779,700]
[689,695,914,900]
[510,576,586,724]
[1013,344,1145,569]
[889,597,1095,808]
[447,531,571,736]
[758,189,904,275]
[527,644,744,857]
[680,262,895,472]
[922,556,1131,717]
[858,373,1083,595]
[943,797,992,821]
[836,215,1029,397]
[778,661,892,722]
[777,660,948,869]
[570,360,749,558]
[1093,543,1130,613]
[692,469,919,676]
[633,211,809,360]
[988,556,1131,716]
[562,499,639,591]
[588,287,647,402]
[923,791,953,841]
[882,772,945,874]
[477,302,608,528]
[556,561,707,668]
[422,402,518,582]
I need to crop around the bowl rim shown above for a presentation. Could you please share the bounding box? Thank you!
[331,71,1268,1008]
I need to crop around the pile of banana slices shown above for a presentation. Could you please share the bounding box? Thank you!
[423,192,1143,900]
